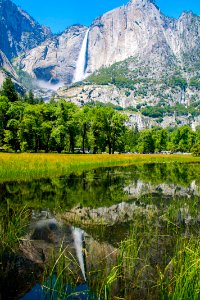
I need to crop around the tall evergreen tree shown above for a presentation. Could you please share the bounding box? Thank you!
[1,78,18,102]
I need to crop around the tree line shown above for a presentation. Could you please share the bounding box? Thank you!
[0,78,200,155]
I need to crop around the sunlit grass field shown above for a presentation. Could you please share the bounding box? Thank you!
[0,153,200,182]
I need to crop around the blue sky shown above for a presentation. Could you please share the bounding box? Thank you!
[13,0,200,33]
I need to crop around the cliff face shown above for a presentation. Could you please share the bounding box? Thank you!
[86,0,174,75]
[0,0,51,60]
[0,50,17,78]
[86,0,200,75]
[16,26,88,85]
[165,12,200,59]
[16,0,199,85]
[0,0,199,109]
[0,50,24,92]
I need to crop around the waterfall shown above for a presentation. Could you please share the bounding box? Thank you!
[72,227,87,281]
[73,29,89,83]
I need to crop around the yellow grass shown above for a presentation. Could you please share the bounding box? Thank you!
[0,153,200,182]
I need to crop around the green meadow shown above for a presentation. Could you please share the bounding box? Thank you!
[1,153,200,182]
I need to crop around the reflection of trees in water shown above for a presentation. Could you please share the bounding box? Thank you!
[0,163,200,212]
[0,168,129,211]
[136,163,200,187]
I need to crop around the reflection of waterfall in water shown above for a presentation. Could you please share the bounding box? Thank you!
[73,29,89,83]
[72,227,86,281]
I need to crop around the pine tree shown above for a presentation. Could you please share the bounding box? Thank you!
[1,78,18,102]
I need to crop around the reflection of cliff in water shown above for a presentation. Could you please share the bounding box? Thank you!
[1,162,200,300]
[124,180,200,199]
[0,213,117,299]
[0,163,200,212]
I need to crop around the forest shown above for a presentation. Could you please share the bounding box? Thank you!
[0,78,200,155]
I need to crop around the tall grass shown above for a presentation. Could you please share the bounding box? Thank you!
[38,223,200,299]
[0,153,200,182]
[159,237,200,300]
[85,197,200,299]
[42,243,81,299]
[1,198,199,299]
[1,154,200,300]
[0,202,29,255]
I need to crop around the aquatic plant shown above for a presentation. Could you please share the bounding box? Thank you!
[159,236,200,300]
[0,202,29,255]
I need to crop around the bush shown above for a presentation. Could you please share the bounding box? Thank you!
[192,144,200,156]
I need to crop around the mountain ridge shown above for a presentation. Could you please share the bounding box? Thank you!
[0,0,199,117]
[13,0,199,89]
[0,0,52,59]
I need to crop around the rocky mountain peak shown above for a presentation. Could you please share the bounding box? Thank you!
[14,24,89,85]
[128,0,157,7]
[63,24,88,35]
[0,0,52,59]
[129,0,152,4]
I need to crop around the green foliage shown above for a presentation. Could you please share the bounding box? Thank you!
[137,129,155,153]
[141,103,200,118]
[160,238,200,300]
[169,126,195,152]
[86,62,135,90]
[0,96,10,146]
[15,68,36,90]
[191,143,200,156]
[126,106,138,112]
[169,76,188,90]
[189,78,200,90]
[142,106,165,118]
[0,78,18,102]
[86,100,123,111]
[0,78,199,155]
[0,204,29,254]
[152,128,168,152]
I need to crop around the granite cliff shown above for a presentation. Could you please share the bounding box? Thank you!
[15,0,200,87]
[16,25,88,85]
[0,50,23,92]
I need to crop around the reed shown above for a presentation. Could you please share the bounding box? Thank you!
[159,236,200,300]
[42,242,88,299]
[87,198,200,299]
[0,202,29,255]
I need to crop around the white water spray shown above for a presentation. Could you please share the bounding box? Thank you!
[73,29,89,83]
[72,227,86,281]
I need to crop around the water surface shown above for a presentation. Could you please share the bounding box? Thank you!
[0,163,200,299]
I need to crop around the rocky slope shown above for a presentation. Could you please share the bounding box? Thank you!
[56,82,200,130]
[0,50,17,79]
[0,50,24,92]
[16,25,88,85]
[0,0,51,60]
